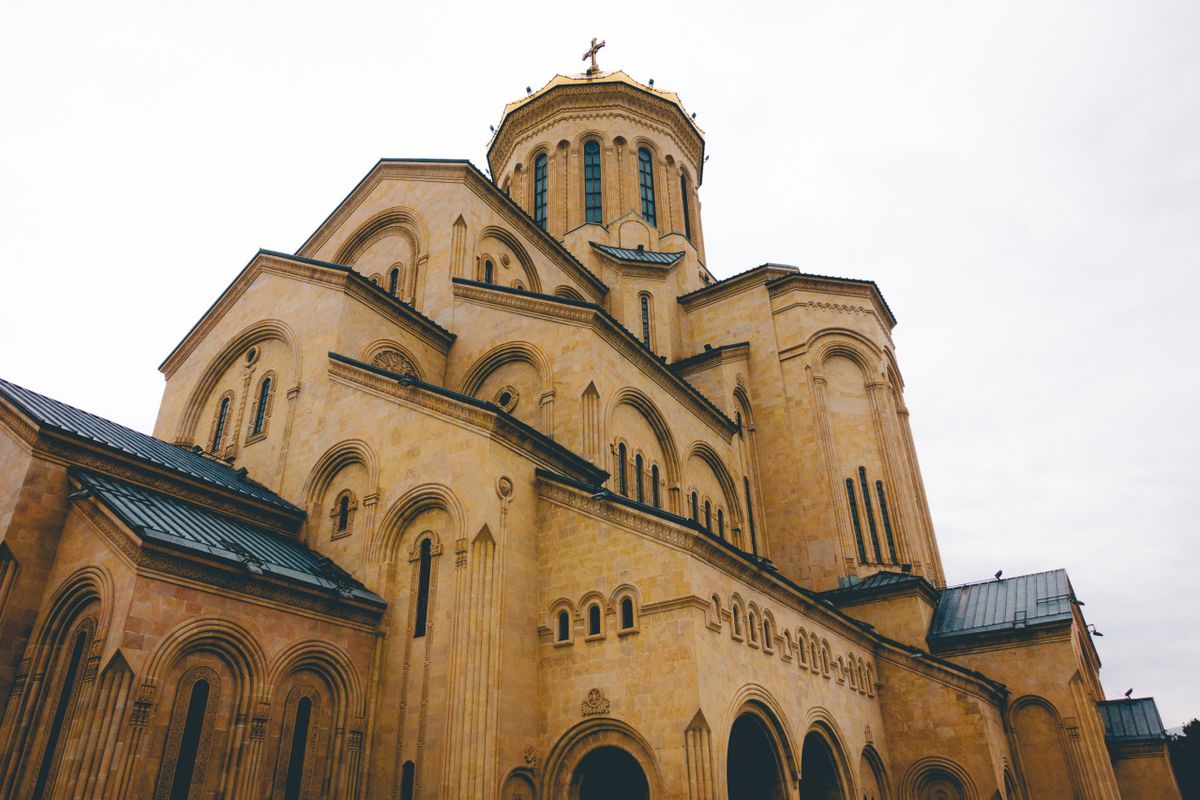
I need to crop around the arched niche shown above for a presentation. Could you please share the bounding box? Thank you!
[727,712,789,800]
[542,717,663,800]
[460,341,553,432]
[1010,697,1076,799]
[476,226,543,293]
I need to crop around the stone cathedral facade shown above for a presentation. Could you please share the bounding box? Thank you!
[0,61,1182,800]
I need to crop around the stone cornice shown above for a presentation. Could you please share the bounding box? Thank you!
[766,272,897,329]
[293,159,607,302]
[487,81,706,183]
[328,354,608,486]
[453,280,737,440]
[160,251,454,378]
[677,265,798,312]
[1108,740,1170,758]
[929,619,1074,656]
[671,343,751,380]
[536,472,1008,705]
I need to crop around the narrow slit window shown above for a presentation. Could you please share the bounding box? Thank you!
[690,491,699,521]
[584,140,602,223]
[557,610,570,642]
[31,630,88,799]
[763,618,772,648]
[651,465,661,508]
[533,153,548,230]
[400,762,416,800]
[336,494,350,532]
[704,500,712,531]
[635,454,645,503]
[388,267,400,296]
[717,509,725,539]
[251,376,272,436]
[680,173,692,240]
[168,679,210,800]
[212,395,230,452]
[749,613,758,643]
[858,467,883,562]
[640,294,652,348]
[414,538,432,637]
[743,477,759,556]
[282,697,312,800]
[483,259,494,284]
[876,480,898,563]
[620,597,635,630]
[587,604,601,636]
[617,443,628,496]
[845,478,867,562]
[637,148,656,225]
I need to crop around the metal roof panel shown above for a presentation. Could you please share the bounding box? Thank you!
[930,569,1073,639]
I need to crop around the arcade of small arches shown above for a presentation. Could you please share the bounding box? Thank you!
[550,587,641,645]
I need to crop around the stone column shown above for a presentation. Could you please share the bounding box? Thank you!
[684,710,716,800]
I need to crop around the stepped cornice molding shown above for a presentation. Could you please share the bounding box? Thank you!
[160,250,455,379]
[327,353,607,486]
[453,280,737,440]
[535,472,1008,707]
[671,342,751,380]
[295,159,607,302]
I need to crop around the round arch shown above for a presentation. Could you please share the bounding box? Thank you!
[459,340,554,399]
[175,319,301,445]
[476,225,543,293]
[362,339,425,381]
[899,757,979,800]
[368,483,465,563]
[684,440,744,527]
[542,717,664,800]
[604,387,682,492]
[798,717,854,800]
[144,616,267,715]
[265,639,366,721]
[332,207,429,268]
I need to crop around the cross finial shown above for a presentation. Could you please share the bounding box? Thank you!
[583,37,606,76]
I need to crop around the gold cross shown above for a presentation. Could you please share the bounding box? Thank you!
[583,37,606,75]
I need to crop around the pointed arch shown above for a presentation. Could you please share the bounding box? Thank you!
[175,319,301,445]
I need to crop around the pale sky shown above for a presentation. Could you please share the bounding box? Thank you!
[2,1,1197,727]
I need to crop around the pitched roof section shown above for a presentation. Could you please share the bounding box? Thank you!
[0,378,299,514]
[591,242,685,265]
[930,569,1074,640]
[75,470,382,606]
[1097,698,1169,742]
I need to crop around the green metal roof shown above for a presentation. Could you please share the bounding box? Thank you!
[1098,698,1168,742]
[931,569,1074,640]
[591,242,685,265]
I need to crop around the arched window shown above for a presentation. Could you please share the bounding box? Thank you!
[680,172,693,240]
[557,610,571,642]
[635,454,645,502]
[876,480,898,563]
[762,618,773,650]
[650,464,661,508]
[250,374,273,437]
[620,597,635,630]
[336,495,350,532]
[617,443,628,496]
[637,147,656,225]
[733,605,743,638]
[587,604,602,636]
[704,499,712,532]
[717,508,725,539]
[690,491,699,521]
[414,538,432,637]
[31,630,89,799]
[748,612,758,643]
[168,678,210,799]
[483,259,494,284]
[533,153,548,230]
[846,478,867,562]
[282,696,312,800]
[639,293,652,348]
[331,490,356,538]
[743,477,759,556]
[388,266,400,296]
[400,761,416,800]
[584,140,603,223]
[211,395,231,452]
[859,466,883,562]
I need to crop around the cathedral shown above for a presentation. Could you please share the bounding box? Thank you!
[0,48,1183,800]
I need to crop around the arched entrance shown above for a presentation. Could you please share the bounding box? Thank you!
[799,731,842,800]
[727,713,787,800]
[571,746,649,800]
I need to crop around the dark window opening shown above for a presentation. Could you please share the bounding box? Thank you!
[639,294,651,348]
[620,597,635,630]
[483,259,494,284]
[584,140,603,223]
[690,492,699,522]
[876,480,898,563]
[252,377,271,435]
[32,630,88,800]
[617,443,628,496]
[388,267,400,296]
[650,465,661,508]
[704,500,712,532]
[336,494,350,532]
[588,604,601,636]
[717,509,725,539]
[414,538,432,637]
[533,154,548,230]
[681,173,692,240]
[558,611,570,642]
[400,761,416,800]
[846,479,867,562]
[743,477,759,556]
[637,148,656,225]
[858,467,883,562]
[169,679,210,800]
[635,454,645,503]
[212,396,230,452]
[282,696,312,800]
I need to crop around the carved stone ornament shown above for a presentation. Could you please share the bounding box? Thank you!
[497,475,514,499]
[864,724,873,744]
[581,687,610,717]
[524,744,538,767]
[493,384,519,413]
[371,349,418,376]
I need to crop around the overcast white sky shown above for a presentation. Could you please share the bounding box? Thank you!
[2,1,1197,727]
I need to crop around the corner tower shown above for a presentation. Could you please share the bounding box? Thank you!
[488,66,710,359]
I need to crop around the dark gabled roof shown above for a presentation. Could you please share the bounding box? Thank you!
[75,470,382,606]
[591,242,685,265]
[1098,698,1168,742]
[0,378,300,514]
[930,569,1073,641]
[821,570,939,607]
[833,570,927,592]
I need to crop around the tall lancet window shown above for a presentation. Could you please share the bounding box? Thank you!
[637,148,656,225]
[282,697,313,800]
[617,443,629,496]
[639,293,652,348]
[212,395,230,452]
[32,630,89,799]
[533,153,549,230]
[414,538,432,637]
[584,140,603,223]
[251,375,272,436]
[681,173,693,240]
